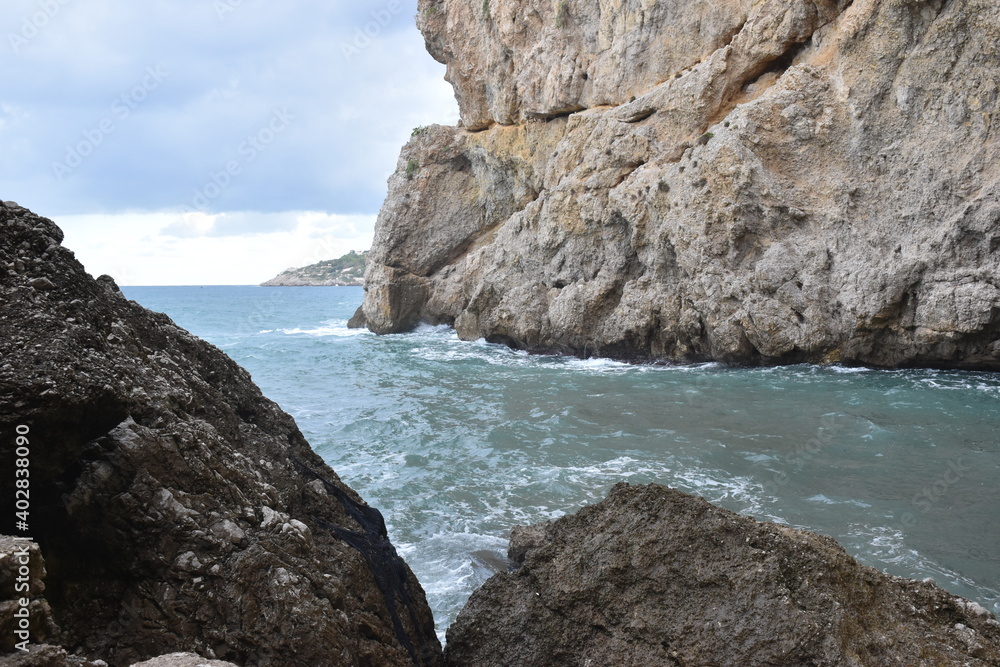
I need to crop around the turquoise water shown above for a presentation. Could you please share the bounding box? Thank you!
[123,285,1000,638]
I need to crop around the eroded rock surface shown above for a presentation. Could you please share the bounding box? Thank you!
[129,653,238,667]
[360,0,1000,368]
[446,483,1000,666]
[0,538,58,655]
[0,202,442,666]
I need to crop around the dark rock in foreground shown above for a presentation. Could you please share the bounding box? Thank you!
[447,483,1000,666]
[0,202,442,666]
[0,539,237,666]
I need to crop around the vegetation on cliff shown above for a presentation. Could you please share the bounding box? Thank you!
[261,250,368,286]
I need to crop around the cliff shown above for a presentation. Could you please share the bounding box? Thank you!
[0,203,442,666]
[357,0,1000,368]
[261,250,367,286]
[446,483,1000,666]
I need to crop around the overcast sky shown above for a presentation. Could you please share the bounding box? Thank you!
[1,0,458,284]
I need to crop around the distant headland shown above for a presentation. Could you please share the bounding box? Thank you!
[261,249,367,286]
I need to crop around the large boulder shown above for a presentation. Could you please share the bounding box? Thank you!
[361,0,1000,369]
[0,201,442,666]
[446,483,1000,666]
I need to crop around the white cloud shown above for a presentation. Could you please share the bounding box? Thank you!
[57,211,376,286]
[0,0,458,283]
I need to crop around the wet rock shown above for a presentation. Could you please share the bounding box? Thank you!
[446,483,1000,666]
[0,203,442,666]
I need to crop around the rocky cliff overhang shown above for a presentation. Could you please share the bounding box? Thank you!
[358,0,1000,369]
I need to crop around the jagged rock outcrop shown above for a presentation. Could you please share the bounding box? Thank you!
[446,483,1000,666]
[359,0,1000,369]
[0,202,442,666]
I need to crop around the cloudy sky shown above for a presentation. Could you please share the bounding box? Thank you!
[1,0,458,284]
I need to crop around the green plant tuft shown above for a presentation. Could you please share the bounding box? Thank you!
[556,0,570,27]
[482,0,491,19]
[405,159,420,178]
[411,126,429,138]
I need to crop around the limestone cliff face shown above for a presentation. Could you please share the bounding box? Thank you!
[0,203,442,666]
[360,0,1000,368]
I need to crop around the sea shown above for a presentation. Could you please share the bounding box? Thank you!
[122,285,1000,640]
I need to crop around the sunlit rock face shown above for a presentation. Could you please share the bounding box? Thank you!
[361,0,1000,369]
